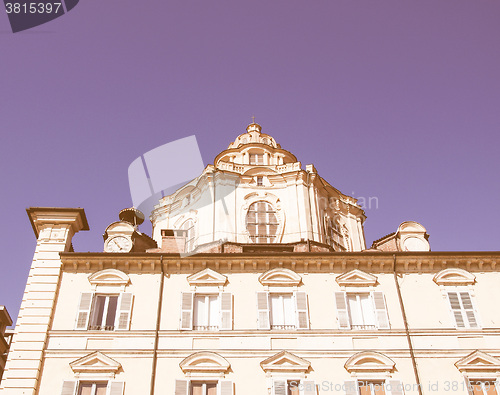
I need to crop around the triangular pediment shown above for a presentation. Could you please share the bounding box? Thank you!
[336,269,377,287]
[180,351,230,373]
[70,351,121,374]
[434,268,475,286]
[260,351,310,373]
[345,351,395,373]
[187,268,227,286]
[456,351,500,372]
[259,269,302,287]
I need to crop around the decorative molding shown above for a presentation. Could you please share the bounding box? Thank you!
[336,269,377,287]
[260,351,311,373]
[187,268,227,286]
[344,351,395,373]
[88,269,130,286]
[259,268,302,287]
[70,351,121,374]
[179,351,230,373]
[455,351,500,373]
[434,268,476,286]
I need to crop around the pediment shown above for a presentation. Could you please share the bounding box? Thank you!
[455,351,500,372]
[88,269,130,286]
[180,351,230,373]
[187,268,227,286]
[336,269,377,287]
[259,268,301,287]
[260,351,311,373]
[434,268,475,286]
[345,351,395,373]
[70,352,121,374]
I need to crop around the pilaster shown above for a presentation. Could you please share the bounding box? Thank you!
[0,208,88,395]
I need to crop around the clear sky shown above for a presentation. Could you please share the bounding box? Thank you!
[1,0,499,324]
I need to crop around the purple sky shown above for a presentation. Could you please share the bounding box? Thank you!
[1,0,499,324]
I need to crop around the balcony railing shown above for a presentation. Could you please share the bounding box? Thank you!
[88,325,115,331]
[351,324,376,330]
[271,325,296,330]
[193,325,219,331]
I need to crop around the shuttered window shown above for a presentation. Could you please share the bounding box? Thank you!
[246,201,279,243]
[181,292,233,331]
[273,380,315,395]
[335,292,389,330]
[270,294,296,330]
[358,381,385,395]
[174,381,233,395]
[61,381,124,395]
[447,291,479,328]
[194,295,220,330]
[76,293,133,331]
[258,292,309,330]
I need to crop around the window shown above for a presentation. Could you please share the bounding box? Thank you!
[334,292,389,330]
[193,294,220,330]
[60,381,124,395]
[273,380,300,395]
[256,291,309,330]
[347,293,376,330]
[75,293,133,331]
[358,381,386,395]
[344,380,404,395]
[180,292,232,330]
[191,382,218,395]
[468,380,499,395]
[326,218,346,251]
[89,295,118,330]
[174,380,233,395]
[246,201,279,243]
[257,176,264,186]
[180,220,195,252]
[78,382,107,395]
[270,294,296,330]
[272,380,316,395]
[447,291,479,328]
[249,153,264,165]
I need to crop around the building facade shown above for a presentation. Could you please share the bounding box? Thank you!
[1,123,500,395]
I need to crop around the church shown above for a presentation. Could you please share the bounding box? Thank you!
[1,122,499,395]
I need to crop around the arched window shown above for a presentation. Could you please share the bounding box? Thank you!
[181,220,195,252]
[246,201,279,243]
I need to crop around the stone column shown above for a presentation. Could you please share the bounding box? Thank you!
[0,208,88,395]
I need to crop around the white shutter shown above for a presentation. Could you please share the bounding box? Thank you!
[108,381,125,395]
[372,291,390,329]
[302,380,316,395]
[220,293,233,330]
[219,380,234,395]
[75,293,93,330]
[386,380,404,395]
[116,293,133,330]
[344,380,358,395]
[334,292,350,329]
[459,292,479,328]
[60,380,77,395]
[257,291,270,330]
[295,292,310,329]
[175,379,189,395]
[180,292,194,330]
[447,291,465,328]
[273,380,287,395]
